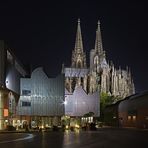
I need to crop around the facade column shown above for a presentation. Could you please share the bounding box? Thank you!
[83,75,87,92]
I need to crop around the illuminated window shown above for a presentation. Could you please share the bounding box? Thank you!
[77,60,82,68]
[128,116,131,120]
[4,109,8,117]
[94,56,99,65]
[133,116,136,120]
[90,117,93,122]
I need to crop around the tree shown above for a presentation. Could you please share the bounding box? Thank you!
[100,92,121,121]
[83,112,94,117]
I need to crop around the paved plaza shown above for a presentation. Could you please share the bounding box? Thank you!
[0,128,148,148]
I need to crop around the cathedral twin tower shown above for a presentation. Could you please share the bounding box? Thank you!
[63,19,135,98]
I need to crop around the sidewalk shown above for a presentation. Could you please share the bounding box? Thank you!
[0,129,40,134]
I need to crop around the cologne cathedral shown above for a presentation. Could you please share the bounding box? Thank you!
[63,19,135,98]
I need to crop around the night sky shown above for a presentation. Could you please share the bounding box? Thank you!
[0,1,148,93]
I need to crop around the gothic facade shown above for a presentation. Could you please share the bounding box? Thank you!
[63,19,135,98]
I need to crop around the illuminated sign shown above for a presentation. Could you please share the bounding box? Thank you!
[4,109,8,117]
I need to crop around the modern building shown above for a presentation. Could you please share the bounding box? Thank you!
[118,91,148,128]
[104,91,148,128]
[17,67,65,128]
[104,100,123,127]
[0,40,28,130]
[63,19,135,99]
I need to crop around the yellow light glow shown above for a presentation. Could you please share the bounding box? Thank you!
[133,116,136,120]
[5,120,8,122]
[66,125,69,129]
[128,116,131,120]
[75,124,80,128]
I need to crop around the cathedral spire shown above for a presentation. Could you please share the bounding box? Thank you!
[71,19,86,68]
[74,19,83,53]
[94,20,103,54]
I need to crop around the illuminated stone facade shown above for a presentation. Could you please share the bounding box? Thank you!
[63,19,135,98]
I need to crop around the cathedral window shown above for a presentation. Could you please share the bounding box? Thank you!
[94,56,99,65]
[77,60,82,68]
